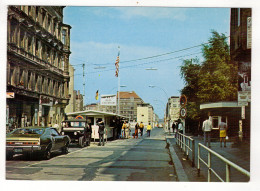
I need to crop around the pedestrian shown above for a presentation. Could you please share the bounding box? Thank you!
[172,122,176,134]
[139,122,144,137]
[134,122,139,139]
[125,121,130,139]
[98,120,105,146]
[178,119,183,134]
[147,122,152,137]
[219,118,228,147]
[202,116,213,148]
[122,121,127,139]
[116,118,121,139]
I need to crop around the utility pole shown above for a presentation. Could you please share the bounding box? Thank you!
[117,46,120,115]
[82,63,85,107]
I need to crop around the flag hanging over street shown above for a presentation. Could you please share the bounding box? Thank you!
[115,49,120,77]
[95,90,99,100]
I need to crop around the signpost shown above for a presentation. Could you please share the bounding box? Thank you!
[180,95,187,134]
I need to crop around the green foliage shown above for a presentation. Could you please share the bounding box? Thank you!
[180,30,238,122]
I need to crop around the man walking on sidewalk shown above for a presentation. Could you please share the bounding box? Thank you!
[202,116,212,148]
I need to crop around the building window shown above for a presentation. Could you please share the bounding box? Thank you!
[28,35,33,54]
[35,6,39,22]
[20,30,25,48]
[238,8,240,27]
[10,19,17,44]
[48,16,52,33]
[62,29,66,45]
[35,39,39,57]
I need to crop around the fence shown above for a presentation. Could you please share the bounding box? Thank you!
[175,132,195,167]
[197,143,250,182]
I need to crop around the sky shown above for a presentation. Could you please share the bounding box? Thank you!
[63,7,230,118]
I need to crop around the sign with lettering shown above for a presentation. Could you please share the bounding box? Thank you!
[100,94,116,106]
[40,95,53,106]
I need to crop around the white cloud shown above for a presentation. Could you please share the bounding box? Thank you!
[114,7,187,21]
[86,7,188,21]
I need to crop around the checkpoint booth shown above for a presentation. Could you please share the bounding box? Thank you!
[200,101,251,141]
[66,110,126,140]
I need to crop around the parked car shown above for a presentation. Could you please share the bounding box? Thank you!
[6,126,71,160]
[61,119,91,148]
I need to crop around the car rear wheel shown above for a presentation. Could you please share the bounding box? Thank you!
[43,146,52,160]
[62,143,69,154]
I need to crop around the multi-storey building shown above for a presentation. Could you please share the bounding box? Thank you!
[230,8,251,140]
[168,96,181,125]
[137,103,154,127]
[75,90,83,112]
[64,64,75,114]
[117,91,144,122]
[6,6,71,131]
[97,91,144,121]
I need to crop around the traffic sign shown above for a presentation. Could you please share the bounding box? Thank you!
[180,108,187,119]
[180,95,187,107]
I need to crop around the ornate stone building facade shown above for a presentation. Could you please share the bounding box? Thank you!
[6,6,71,131]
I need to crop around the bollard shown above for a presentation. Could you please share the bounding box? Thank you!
[192,139,195,167]
[106,129,108,143]
[197,145,200,177]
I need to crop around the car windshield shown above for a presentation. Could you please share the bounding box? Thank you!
[69,122,85,127]
[12,128,44,135]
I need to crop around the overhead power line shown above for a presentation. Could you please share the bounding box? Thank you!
[73,51,202,76]
[69,42,208,67]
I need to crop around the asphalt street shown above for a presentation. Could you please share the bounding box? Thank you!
[6,128,177,181]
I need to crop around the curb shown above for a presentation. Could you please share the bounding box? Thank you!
[166,138,189,182]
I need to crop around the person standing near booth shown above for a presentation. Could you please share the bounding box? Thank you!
[219,118,228,147]
[202,117,213,148]
[98,120,105,146]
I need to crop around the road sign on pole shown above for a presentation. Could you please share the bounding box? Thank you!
[180,95,187,107]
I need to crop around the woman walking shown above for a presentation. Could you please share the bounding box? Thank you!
[147,123,152,137]
[134,122,139,139]
[219,118,228,147]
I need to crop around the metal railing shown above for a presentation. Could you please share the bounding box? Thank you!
[197,143,250,182]
[176,132,195,167]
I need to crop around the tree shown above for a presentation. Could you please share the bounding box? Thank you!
[198,31,237,102]
[180,31,238,132]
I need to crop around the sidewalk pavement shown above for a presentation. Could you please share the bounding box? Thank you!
[165,131,250,182]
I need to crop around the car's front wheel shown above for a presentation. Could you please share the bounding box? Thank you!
[79,136,85,148]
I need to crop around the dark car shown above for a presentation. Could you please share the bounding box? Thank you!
[61,119,91,148]
[6,126,71,160]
